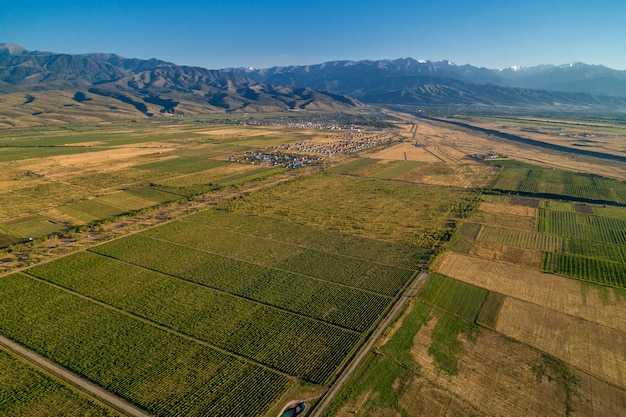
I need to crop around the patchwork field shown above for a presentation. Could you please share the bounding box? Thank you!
[0,156,467,415]
[322,118,626,417]
[1,112,625,416]
[0,118,359,243]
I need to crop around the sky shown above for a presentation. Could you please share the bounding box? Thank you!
[1,0,625,70]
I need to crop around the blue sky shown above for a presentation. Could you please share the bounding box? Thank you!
[1,0,625,70]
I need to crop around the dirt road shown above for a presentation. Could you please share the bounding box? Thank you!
[0,335,152,417]
[310,272,429,417]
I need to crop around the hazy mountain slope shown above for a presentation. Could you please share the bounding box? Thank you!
[0,43,361,123]
[240,58,626,108]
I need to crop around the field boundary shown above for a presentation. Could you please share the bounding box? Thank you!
[310,272,428,417]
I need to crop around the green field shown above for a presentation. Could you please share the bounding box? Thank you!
[0,273,292,417]
[88,238,393,331]
[477,224,563,251]
[418,274,488,322]
[182,210,427,270]
[326,157,380,174]
[135,156,227,174]
[0,347,119,417]
[218,173,470,247]
[490,164,626,205]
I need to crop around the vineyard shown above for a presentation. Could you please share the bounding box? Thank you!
[79,243,391,333]
[490,164,626,204]
[477,225,563,252]
[455,177,626,289]
[27,248,368,383]
[0,347,119,416]
[180,210,427,270]
[0,274,293,417]
[0,192,435,415]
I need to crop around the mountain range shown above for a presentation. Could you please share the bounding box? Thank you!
[1,42,626,126]
[237,58,626,108]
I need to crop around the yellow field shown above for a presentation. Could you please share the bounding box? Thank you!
[370,142,450,162]
[497,297,626,389]
[479,201,536,217]
[408,320,576,416]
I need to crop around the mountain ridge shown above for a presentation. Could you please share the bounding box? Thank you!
[2,43,626,126]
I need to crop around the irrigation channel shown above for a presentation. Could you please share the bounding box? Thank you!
[309,271,429,417]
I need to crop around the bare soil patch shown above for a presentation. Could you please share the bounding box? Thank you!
[435,253,626,332]
[468,241,543,268]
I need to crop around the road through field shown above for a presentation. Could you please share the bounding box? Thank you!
[0,334,151,417]
[310,271,429,417]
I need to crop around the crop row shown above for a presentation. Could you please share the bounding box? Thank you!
[185,209,426,270]
[537,209,626,245]
[29,250,363,383]
[492,167,626,204]
[144,219,414,296]
[91,236,391,331]
[0,273,292,417]
[564,239,626,263]
[477,225,563,251]
[592,205,626,219]
[418,274,488,322]
[0,347,117,416]
[543,252,626,287]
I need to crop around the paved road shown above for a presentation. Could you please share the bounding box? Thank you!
[310,272,429,417]
[0,335,151,417]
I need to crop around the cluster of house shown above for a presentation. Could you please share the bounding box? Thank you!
[234,151,324,168]
[469,152,499,160]
[273,132,396,156]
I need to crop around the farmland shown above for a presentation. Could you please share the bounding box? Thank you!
[1,112,626,416]
[0,117,359,246]
[319,114,626,416]
[0,347,120,416]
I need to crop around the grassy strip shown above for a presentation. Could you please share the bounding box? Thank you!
[418,274,488,322]
[380,301,432,369]
[428,309,479,375]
